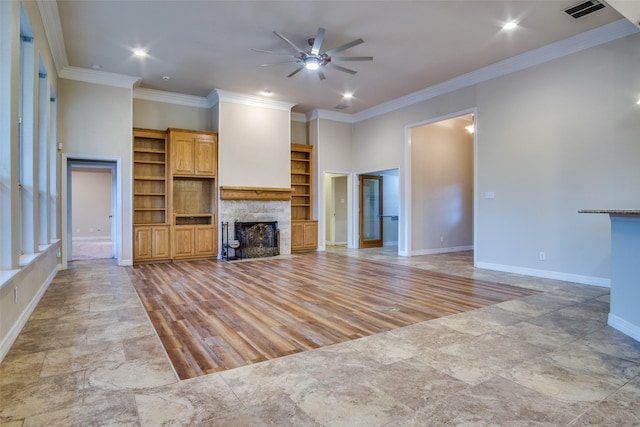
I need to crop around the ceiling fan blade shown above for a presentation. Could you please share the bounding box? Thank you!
[274,31,306,54]
[331,56,373,62]
[324,38,364,56]
[318,70,326,80]
[287,66,305,77]
[326,63,357,75]
[311,27,326,55]
[251,48,296,57]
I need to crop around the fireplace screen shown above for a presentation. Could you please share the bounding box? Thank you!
[231,221,279,259]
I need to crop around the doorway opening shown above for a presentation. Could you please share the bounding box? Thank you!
[66,160,117,261]
[406,111,475,257]
[358,169,399,249]
[325,173,349,248]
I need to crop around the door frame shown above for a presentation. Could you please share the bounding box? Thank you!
[359,174,383,248]
[324,172,349,246]
[62,154,121,269]
[320,170,355,250]
[403,107,477,261]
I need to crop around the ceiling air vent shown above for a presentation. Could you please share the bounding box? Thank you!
[564,0,606,19]
[333,104,349,110]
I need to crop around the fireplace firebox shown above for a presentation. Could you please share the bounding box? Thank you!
[222,221,279,260]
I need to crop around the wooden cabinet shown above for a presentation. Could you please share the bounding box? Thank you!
[172,218,216,259]
[170,129,217,177]
[291,220,318,252]
[133,225,170,262]
[133,127,218,264]
[291,144,317,252]
[133,129,170,262]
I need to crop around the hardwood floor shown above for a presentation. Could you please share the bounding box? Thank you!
[128,251,538,379]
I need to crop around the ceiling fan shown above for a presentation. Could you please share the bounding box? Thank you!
[253,27,373,80]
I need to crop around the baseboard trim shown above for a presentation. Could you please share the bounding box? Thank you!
[476,261,610,287]
[411,245,473,256]
[608,314,640,342]
[0,265,59,362]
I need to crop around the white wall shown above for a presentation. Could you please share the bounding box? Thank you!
[58,79,132,264]
[410,118,473,253]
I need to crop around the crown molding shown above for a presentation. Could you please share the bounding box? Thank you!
[353,19,639,123]
[308,109,354,123]
[134,87,210,108]
[210,89,295,111]
[59,66,141,89]
[37,0,68,73]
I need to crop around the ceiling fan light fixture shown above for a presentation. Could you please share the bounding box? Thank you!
[132,48,148,58]
[305,57,320,70]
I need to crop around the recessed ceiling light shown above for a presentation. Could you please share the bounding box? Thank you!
[261,90,272,96]
[503,21,518,30]
[132,48,148,58]
[637,98,640,105]
[162,75,171,81]
[343,93,353,99]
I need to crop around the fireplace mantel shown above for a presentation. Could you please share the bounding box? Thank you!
[220,186,294,201]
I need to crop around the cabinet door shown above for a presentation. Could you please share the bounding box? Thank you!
[134,226,152,260]
[172,134,195,175]
[194,138,216,177]
[152,226,170,259]
[195,226,216,256]
[291,222,304,251]
[303,221,318,249]
[173,226,195,258]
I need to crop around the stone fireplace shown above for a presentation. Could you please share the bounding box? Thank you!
[219,187,292,257]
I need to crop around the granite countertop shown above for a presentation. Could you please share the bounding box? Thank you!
[579,210,640,215]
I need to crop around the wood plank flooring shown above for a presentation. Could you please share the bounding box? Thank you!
[128,252,538,379]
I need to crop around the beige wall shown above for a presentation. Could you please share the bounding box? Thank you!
[0,0,61,362]
[58,79,132,264]
[291,120,307,145]
[352,32,640,284]
[475,33,640,281]
[71,167,112,239]
[410,118,473,253]
[133,98,211,131]
[218,100,290,188]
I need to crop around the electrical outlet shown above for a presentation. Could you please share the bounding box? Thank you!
[539,251,546,261]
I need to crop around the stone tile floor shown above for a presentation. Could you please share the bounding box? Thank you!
[1,248,639,426]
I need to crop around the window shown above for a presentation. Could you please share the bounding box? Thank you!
[38,62,49,246]
[19,33,36,257]
[49,92,58,242]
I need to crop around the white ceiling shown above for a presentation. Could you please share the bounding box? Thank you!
[50,1,633,114]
